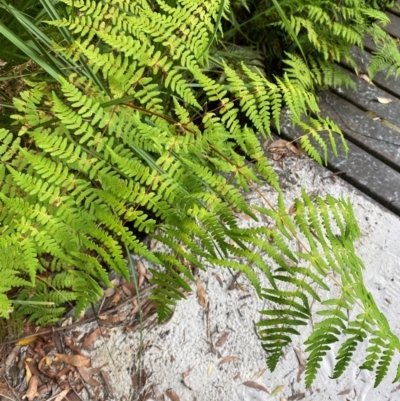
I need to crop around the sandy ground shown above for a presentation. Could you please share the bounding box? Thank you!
[76,154,400,401]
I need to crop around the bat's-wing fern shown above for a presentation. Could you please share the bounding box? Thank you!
[0,0,399,388]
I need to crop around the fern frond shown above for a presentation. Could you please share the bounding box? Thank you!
[305,308,347,387]
[258,288,311,370]
[332,316,368,379]
[0,0,399,390]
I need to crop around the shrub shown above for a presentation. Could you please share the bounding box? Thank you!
[0,0,399,388]
[224,0,400,83]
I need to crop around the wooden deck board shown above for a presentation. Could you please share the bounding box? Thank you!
[332,66,400,127]
[363,10,400,51]
[389,1,400,16]
[273,13,400,216]
[382,11,400,38]
[364,10,400,47]
[318,91,400,171]
[279,111,400,215]
[345,46,400,97]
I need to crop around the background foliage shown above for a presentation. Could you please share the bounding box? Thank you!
[0,0,400,388]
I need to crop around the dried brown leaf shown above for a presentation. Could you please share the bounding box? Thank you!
[182,367,194,390]
[268,139,298,154]
[214,274,224,287]
[359,74,374,85]
[182,367,194,379]
[377,97,393,104]
[103,287,115,297]
[268,139,287,150]
[141,391,153,401]
[132,369,147,388]
[122,282,136,297]
[233,283,247,292]
[296,364,305,383]
[111,278,120,286]
[74,382,84,393]
[337,388,352,396]
[61,317,73,327]
[287,392,306,400]
[286,142,299,154]
[111,289,123,303]
[293,348,306,382]
[196,279,208,308]
[53,389,70,401]
[165,389,180,401]
[294,348,306,366]
[78,366,100,387]
[37,384,52,397]
[26,358,41,378]
[137,261,146,276]
[23,375,38,400]
[137,261,151,286]
[38,355,57,378]
[129,297,139,316]
[25,358,33,383]
[55,353,90,367]
[262,140,270,150]
[82,327,106,348]
[100,370,115,394]
[215,332,229,348]
[217,356,239,366]
[89,364,107,376]
[143,300,156,316]
[0,345,20,376]
[138,275,145,288]
[98,313,127,324]
[242,381,269,393]
[53,332,63,354]
[0,384,14,400]
[65,336,83,355]
[152,384,163,401]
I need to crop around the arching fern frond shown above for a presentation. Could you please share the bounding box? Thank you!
[0,0,398,390]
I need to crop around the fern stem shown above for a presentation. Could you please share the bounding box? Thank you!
[126,246,145,401]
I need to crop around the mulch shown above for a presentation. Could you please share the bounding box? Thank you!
[0,278,157,401]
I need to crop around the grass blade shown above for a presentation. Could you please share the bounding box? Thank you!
[199,0,228,59]
[0,22,60,81]
[270,0,307,63]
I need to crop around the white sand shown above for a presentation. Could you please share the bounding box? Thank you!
[82,155,400,401]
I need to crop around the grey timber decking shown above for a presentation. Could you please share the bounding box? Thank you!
[279,5,400,215]
[346,47,400,97]
[381,10,400,37]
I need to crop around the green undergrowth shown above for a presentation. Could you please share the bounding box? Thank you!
[0,0,400,388]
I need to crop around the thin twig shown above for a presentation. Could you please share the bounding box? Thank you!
[126,251,145,401]
[0,285,156,347]
[2,376,21,401]
[0,393,15,401]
